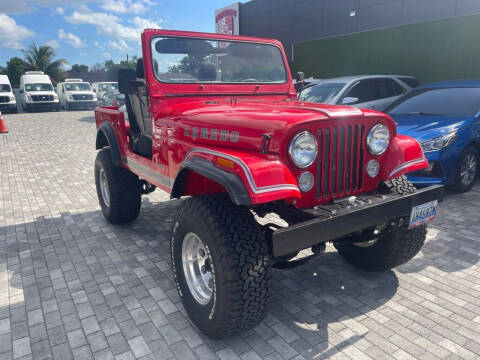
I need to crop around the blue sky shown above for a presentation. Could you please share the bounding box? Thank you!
[0,0,236,69]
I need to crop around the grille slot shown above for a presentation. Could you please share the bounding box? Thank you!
[0,96,9,103]
[32,95,53,102]
[316,123,365,200]
[73,94,93,100]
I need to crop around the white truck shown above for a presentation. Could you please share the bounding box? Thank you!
[0,75,17,114]
[57,79,97,110]
[20,71,60,112]
[91,82,118,104]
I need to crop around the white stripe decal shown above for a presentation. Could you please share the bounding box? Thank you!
[186,148,300,194]
[389,157,426,178]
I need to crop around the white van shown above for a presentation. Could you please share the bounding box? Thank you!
[57,79,97,110]
[0,74,17,114]
[20,71,60,112]
[92,82,118,104]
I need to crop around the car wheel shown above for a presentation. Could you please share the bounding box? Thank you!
[453,146,478,193]
[171,195,272,339]
[334,176,427,271]
[94,148,141,224]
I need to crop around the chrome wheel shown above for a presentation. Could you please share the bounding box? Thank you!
[460,153,477,186]
[99,168,110,207]
[182,232,213,305]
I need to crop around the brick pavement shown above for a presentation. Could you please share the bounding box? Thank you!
[1,111,480,359]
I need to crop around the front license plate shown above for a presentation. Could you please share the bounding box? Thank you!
[409,200,438,229]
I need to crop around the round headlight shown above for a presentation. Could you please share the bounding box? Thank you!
[367,124,390,155]
[298,172,314,192]
[289,131,318,168]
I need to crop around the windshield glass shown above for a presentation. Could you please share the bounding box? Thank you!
[299,82,346,103]
[65,83,91,91]
[388,87,480,117]
[151,36,287,84]
[100,83,118,91]
[25,83,53,92]
[0,84,11,92]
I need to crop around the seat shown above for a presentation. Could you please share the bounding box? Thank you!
[198,62,216,81]
[117,63,152,159]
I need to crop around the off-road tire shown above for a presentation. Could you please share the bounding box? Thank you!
[334,176,427,271]
[171,195,272,339]
[453,146,478,193]
[94,148,141,224]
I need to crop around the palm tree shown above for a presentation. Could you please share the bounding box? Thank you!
[22,43,68,83]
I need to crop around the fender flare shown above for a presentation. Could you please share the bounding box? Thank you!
[171,157,251,206]
[96,122,122,166]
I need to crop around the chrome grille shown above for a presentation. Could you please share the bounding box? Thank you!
[316,123,366,200]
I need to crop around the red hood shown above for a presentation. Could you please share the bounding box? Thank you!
[159,100,390,152]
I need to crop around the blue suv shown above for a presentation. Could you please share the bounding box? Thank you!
[386,80,480,192]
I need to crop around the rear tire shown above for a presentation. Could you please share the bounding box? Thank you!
[171,195,272,339]
[94,148,141,224]
[334,176,427,271]
[453,146,478,193]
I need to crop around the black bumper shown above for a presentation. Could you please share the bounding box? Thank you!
[67,101,97,109]
[26,102,59,111]
[0,103,17,113]
[271,185,444,258]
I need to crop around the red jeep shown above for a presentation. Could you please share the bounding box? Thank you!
[94,29,443,338]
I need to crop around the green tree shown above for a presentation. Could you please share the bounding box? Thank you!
[22,42,68,83]
[71,64,89,72]
[5,57,29,86]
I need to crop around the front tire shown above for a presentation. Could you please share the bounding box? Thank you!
[94,148,141,224]
[171,195,272,339]
[453,146,478,193]
[334,176,427,271]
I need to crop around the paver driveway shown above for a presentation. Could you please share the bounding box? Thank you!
[1,111,480,360]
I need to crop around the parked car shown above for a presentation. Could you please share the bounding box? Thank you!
[101,89,125,107]
[0,74,17,113]
[20,71,60,112]
[386,80,480,192]
[92,82,119,103]
[57,79,97,110]
[298,75,419,111]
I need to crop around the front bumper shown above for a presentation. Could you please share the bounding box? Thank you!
[271,185,444,257]
[0,103,17,113]
[26,101,59,110]
[67,101,97,109]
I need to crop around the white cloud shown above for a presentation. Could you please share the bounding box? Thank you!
[66,7,161,44]
[0,1,87,14]
[0,14,35,49]
[58,29,86,48]
[55,6,64,14]
[100,0,153,15]
[45,39,60,48]
[107,39,130,52]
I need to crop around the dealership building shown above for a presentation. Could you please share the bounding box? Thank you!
[216,1,480,83]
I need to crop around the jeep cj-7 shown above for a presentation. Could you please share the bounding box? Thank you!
[94,29,443,338]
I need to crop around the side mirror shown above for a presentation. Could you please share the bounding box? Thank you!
[295,71,305,83]
[342,97,359,105]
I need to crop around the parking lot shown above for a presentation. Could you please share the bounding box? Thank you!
[0,111,479,360]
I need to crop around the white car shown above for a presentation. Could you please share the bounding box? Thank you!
[298,75,420,111]
[92,82,119,104]
[57,79,97,110]
[0,74,17,113]
[20,71,60,112]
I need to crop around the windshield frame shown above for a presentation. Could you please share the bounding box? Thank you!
[150,35,289,85]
